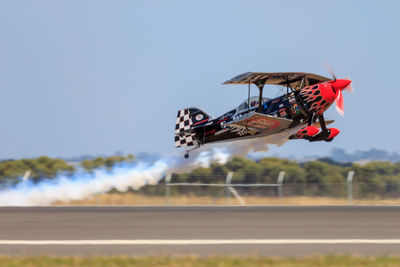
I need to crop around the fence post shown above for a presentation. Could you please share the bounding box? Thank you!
[225,172,234,204]
[23,170,31,181]
[165,174,171,205]
[277,171,285,204]
[347,171,355,204]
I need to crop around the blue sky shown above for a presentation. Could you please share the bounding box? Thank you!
[0,1,399,159]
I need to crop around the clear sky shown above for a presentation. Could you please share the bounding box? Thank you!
[0,1,399,159]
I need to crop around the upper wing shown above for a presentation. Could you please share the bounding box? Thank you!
[223,72,331,90]
[229,112,293,135]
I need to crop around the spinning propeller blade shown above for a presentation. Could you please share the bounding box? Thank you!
[335,90,344,116]
[326,64,352,116]
[325,63,337,81]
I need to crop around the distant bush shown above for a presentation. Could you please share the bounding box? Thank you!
[0,156,75,184]
[80,154,135,173]
[0,154,135,185]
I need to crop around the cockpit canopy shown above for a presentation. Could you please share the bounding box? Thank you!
[236,96,270,112]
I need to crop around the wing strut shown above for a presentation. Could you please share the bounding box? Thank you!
[247,82,250,111]
[255,80,265,112]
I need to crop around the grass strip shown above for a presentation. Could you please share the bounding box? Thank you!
[1,255,400,267]
[55,193,400,206]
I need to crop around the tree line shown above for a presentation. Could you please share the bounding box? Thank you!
[161,157,400,198]
[1,155,400,198]
[0,154,134,185]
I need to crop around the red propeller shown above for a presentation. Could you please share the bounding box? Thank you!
[331,79,352,116]
[326,65,352,116]
[335,90,344,116]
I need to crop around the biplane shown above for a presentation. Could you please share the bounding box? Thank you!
[174,71,352,158]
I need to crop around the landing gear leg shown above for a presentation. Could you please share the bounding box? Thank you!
[319,114,328,132]
[308,112,316,126]
[309,114,330,142]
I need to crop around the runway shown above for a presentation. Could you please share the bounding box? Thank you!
[1,206,400,256]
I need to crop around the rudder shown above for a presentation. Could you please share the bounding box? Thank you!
[174,107,212,147]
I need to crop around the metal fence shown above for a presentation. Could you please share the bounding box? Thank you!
[162,171,358,205]
[115,170,400,205]
[165,172,285,205]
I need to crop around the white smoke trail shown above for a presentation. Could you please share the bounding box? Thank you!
[0,147,231,206]
[221,126,303,157]
[0,161,166,206]
[0,127,297,206]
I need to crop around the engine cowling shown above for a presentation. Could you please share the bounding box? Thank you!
[299,79,352,116]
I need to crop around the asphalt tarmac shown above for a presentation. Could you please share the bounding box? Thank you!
[0,206,400,256]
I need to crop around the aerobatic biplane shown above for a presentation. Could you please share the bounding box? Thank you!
[174,71,352,158]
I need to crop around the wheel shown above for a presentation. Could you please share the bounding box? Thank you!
[184,153,189,159]
[325,138,333,142]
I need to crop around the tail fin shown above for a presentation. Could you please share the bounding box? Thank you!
[174,107,212,147]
